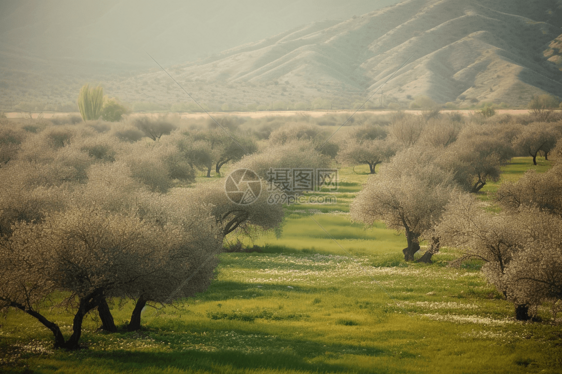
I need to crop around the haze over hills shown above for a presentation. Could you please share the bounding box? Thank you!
[130,0,562,109]
[1,0,562,111]
[0,0,400,73]
[0,0,399,110]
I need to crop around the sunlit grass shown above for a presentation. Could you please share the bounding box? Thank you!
[2,157,561,373]
[478,156,552,202]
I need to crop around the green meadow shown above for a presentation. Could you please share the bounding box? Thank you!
[1,158,561,374]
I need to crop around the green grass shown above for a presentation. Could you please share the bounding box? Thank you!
[478,156,552,201]
[2,157,561,374]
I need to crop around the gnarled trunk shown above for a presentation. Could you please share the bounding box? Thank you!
[8,290,102,350]
[216,159,230,176]
[10,301,66,348]
[97,297,117,332]
[128,296,147,331]
[529,150,538,165]
[365,161,381,174]
[417,237,440,264]
[515,304,530,321]
[64,290,103,350]
[402,231,420,261]
[471,180,486,193]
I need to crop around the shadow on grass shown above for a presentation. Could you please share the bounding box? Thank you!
[199,280,341,302]
[54,335,412,374]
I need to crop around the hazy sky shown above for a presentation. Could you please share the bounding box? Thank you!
[0,0,401,74]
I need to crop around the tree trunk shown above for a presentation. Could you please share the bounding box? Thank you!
[128,296,147,331]
[515,304,531,321]
[10,301,66,348]
[531,153,537,165]
[471,180,486,193]
[206,166,212,178]
[417,237,440,264]
[216,159,230,176]
[367,162,380,174]
[402,231,420,261]
[97,297,117,332]
[64,291,101,350]
[544,150,549,161]
[9,291,101,350]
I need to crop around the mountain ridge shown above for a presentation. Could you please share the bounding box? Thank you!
[146,0,562,107]
[1,0,562,110]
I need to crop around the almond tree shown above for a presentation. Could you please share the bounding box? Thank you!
[513,123,559,165]
[338,138,396,174]
[496,164,562,217]
[434,193,562,320]
[118,141,196,192]
[503,210,562,320]
[116,190,223,331]
[214,137,258,176]
[337,126,397,174]
[268,122,339,158]
[388,115,426,148]
[0,206,167,349]
[433,193,521,287]
[133,116,177,141]
[437,139,503,193]
[351,147,455,261]
[182,128,257,177]
[186,181,284,238]
[419,119,463,148]
[177,137,214,177]
[234,140,331,179]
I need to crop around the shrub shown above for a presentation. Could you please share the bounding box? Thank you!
[113,126,145,142]
[133,117,177,141]
[480,104,496,118]
[0,125,27,166]
[86,121,111,133]
[77,84,104,121]
[43,126,76,148]
[50,114,83,126]
[101,98,129,122]
[78,135,117,163]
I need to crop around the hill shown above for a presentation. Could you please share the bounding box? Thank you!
[2,0,562,110]
[111,0,562,110]
[0,0,398,110]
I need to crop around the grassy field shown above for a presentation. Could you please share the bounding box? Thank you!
[1,158,561,374]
